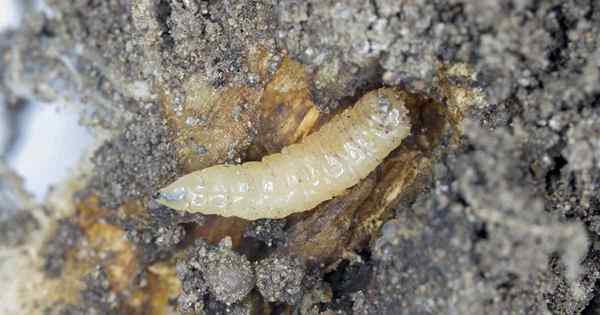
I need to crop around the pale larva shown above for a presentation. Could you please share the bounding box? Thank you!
[155,88,411,220]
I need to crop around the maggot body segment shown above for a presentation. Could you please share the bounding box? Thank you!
[155,88,412,220]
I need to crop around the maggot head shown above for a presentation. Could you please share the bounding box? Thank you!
[153,175,207,212]
[153,187,188,212]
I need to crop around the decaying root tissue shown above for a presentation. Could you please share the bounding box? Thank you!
[255,55,322,154]
[276,172,378,262]
[156,88,412,220]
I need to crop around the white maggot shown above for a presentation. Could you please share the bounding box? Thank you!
[155,88,412,220]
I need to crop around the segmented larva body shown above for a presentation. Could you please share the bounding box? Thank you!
[156,88,411,220]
